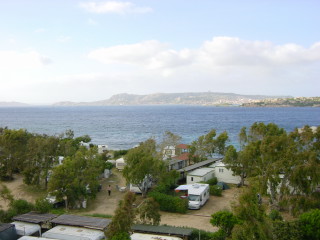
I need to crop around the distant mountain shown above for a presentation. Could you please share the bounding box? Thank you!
[53,92,291,106]
[0,101,29,107]
[242,97,320,107]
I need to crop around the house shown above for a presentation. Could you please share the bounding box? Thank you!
[169,153,189,171]
[186,168,215,184]
[175,144,190,155]
[115,158,126,171]
[97,145,108,154]
[163,146,176,160]
[209,161,241,184]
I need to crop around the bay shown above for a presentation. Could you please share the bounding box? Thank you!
[0,106,319,149]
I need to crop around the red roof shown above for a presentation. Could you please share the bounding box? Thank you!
[172,152,190,161]
[176,144,189,149]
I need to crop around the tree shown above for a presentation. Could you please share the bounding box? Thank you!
[137,197,161,225]
[191,129,228,161]
[123,139,165,197]
[299,209,320,240]
[159,131,182,159]
[230,185,273,240]
[210,210,239,237]
[105,192,136,239]
[48,147,104,209]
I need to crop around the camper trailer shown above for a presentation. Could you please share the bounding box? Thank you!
[175,184,210,210]
[131,233,182,240]
[115,158,126,171]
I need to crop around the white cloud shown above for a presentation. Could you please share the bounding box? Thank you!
[88,37,320,70]
[79,1,152,14]
[87,18,98,25]
[0,50,52,70]
[57,36,72,43]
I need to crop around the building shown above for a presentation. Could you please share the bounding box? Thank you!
[97,145,108,154]
[209,161,241,184]
[186,168,215,184]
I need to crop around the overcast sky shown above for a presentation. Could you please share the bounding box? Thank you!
[0,0,319,104]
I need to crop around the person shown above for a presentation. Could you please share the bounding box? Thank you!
[107,185,111,196]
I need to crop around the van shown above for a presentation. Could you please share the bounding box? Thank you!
[175,184,210,209]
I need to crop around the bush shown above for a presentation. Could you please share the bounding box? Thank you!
[272,220,302,240]
[210,185,222,196]
[299,209,320,240]
[10,199,34,214]
[109,232,130,240]
[148,191,188,213]
[268,209,283,221]
[206,177,218,186]
[105,161,114,170]
[113,150,128,159]
[34,198,53,213]
[190,229,220,240]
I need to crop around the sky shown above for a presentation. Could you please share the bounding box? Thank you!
[0,0,319,104]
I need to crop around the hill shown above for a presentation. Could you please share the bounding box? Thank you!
[242,97,320,107]
[53,92,290,106]
[0,101,29,107]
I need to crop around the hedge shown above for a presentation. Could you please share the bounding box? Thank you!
[148,191,188,213]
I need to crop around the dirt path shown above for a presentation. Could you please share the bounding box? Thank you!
[0,175,43,210]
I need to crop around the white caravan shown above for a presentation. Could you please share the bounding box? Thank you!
[131,233,182,240]
[175,184,210,210]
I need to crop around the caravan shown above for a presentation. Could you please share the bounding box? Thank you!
[175,184,210,210]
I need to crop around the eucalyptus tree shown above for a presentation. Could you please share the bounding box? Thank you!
[123,139,166,197]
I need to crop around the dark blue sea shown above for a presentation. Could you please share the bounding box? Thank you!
[0,106,319,149]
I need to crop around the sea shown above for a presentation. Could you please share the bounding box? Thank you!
[0,106,319,150]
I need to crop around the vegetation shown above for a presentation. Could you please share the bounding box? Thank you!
[123,139,166,197]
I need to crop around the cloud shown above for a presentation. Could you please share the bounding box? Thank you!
[88,37,320,70]
[0,50,52,70]
[34,28,46,33]
[57,36,72,43]
[87,18,98,25]
[79,1,152,14]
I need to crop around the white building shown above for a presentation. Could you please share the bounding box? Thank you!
[186,168,215,184]
[42,225,105,240]
[97,145,108,154]
[209,161,241,184]
[163,146,176,160]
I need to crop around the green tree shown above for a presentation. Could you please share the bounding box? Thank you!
[105,192,136,239]
[48,147,104,209]
[123,139,165,197]
[191,129,228,161]
[210,210,239,237]
[137,197,161,225]
[159,131,182,159]
[299,209,320,240]
[230,186,272,240]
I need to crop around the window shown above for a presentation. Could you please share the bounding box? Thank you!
[219,168,224,173]
[191,177,193,181]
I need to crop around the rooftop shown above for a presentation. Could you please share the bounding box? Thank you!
[176,144,189,149]
[188,167,214,176]
[178,158,220,173]
[132,224,193,237]
[13,212,58,224]
[50,214,111,230]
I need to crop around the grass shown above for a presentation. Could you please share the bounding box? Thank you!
[83,213,113,219]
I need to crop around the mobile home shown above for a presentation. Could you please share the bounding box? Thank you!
[42,225,105,240]
[175,184,210,209]
[209,161,241,184]
[131,233,182,240]
[186,167,215,184]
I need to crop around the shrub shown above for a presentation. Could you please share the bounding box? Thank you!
[148,191,188,213]
[268,209,283,221]
[34,198,53,213]
[210,185,222,196]
[206,177,218,186]
[272,220,302,240]
[299,209,320,240]
[190,229,219,240]
[110,232,130,240]
[10,199,34,214]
